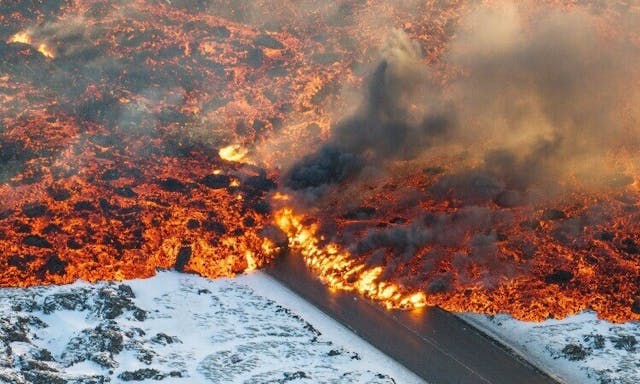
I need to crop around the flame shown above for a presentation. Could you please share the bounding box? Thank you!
[9,32,32,45]
[275,208,426,310]
[36,43,55,59]
[8,32,55,59]
[244,250,257,272]
[219,144,249,163]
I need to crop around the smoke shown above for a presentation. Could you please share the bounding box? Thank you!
[280,3,640,290]
[286,29,449,194]
[285,4,640,204]
[444,5,640,200]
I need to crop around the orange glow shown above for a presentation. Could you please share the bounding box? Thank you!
[9,32,32,45]
[8,32,55,58]
[275,208,427,310]
[37,43,55,59]
[219,144,248,163]
[0,0,638,324]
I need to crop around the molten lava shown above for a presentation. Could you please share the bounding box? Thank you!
[1,0,640,323]
[276,208,427,310]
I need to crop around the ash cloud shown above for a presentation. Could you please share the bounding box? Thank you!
[285,4,640,203]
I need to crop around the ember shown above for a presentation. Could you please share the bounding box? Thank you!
[1,0,639,323]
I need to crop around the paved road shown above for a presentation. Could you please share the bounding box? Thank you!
[267,253,560,384]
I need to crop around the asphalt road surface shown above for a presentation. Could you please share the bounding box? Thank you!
[267,253,560,384]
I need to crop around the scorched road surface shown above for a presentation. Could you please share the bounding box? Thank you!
[267,253,560,384]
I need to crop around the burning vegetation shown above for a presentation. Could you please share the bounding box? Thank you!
[1,1,640,322]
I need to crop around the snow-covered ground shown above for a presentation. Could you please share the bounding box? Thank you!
[0,271,425,384]
[5,269,638,384]
[461,312,640,384]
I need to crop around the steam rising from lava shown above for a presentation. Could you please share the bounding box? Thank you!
[287,5,640,203]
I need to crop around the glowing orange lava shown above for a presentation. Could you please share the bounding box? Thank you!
[276,208,427,309]
[1,0,639,324]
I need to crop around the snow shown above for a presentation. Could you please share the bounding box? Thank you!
[0,270,426,384]
[461,311,640,384]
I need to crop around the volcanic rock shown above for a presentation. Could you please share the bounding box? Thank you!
[343,206,377,220]
[562,344,588,361]
[101,168,121,181]
[22,204,47,218]
[254,200,272,215]
[494,190,524,208]
[583,334,605,350]
[253,34,284,49]
[174,246,192,272]
[598,231,615,241]
[612,335,637,352]
[63,324,124,367]
[16,222,32,233]
[621,238,640,255]
[158,178,188,193]
[114,186,137,198]
[210,25,231,39]
[541,209,566,221]
[544,270,574,285]
[73,200,95,212]
[38,254,67,277]
[66,238,83,249]
[7,254,36,271]
[246,48,264,68]
[243,173,277,193]
[43,292,91,314]
[151,333,181,345]
[22,371,66,384]
[202,219,227,235]
[243,216,256,227]
[0,209,14,220]
[186,219,200,229]
[42,224,63,234]
[47,187,71,201]
[200,174,231,189]
[23,235,52,248]
[632,299,640,314]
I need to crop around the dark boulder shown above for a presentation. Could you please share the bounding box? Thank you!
[22,204,48,218]
[200,174,230,189]
[23,235,52,248]
[114,186,137,198]
[38,254,67,277]
[342,206,376,220]
[158,178,188,193]
[561,344,588,361]
[47,187,71,201]
[541,209,566,221]
[544,270,573,285]
[631,299,640,314]
[174,246,192,272]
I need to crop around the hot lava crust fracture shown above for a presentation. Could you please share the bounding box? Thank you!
[1,1,640,323]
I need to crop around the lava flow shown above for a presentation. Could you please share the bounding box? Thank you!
[2,0,640,323]
[276,207,427,310]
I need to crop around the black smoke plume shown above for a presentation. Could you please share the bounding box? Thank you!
[286,4,640,205]
[286,30,449,193]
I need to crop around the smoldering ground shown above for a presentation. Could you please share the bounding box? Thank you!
[285,4,640,205]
